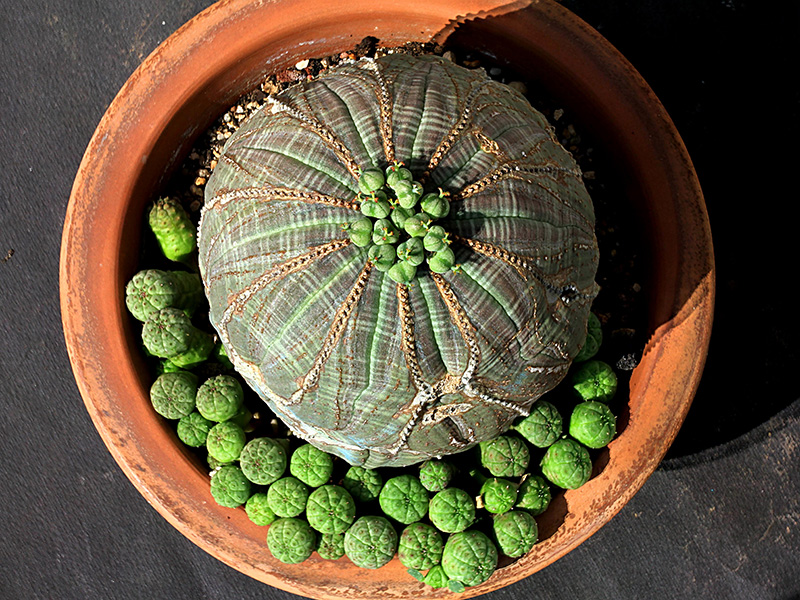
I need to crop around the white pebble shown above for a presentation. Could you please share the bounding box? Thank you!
[295,59,310,70]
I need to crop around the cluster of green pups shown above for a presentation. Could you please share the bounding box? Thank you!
[129,194,621,592]
[344,163,457,284]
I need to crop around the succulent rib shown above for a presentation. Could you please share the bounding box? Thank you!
[451,162,583,202]
[218,239,351,349]
[265,96,362,180]
[287,261,374,407]
[423,79,492,179]
[430,273,480,385]
[359,59,396,164]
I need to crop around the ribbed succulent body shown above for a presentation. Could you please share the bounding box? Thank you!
[199,54,599,468]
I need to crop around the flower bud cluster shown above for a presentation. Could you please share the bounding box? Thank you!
[344,162,456,283]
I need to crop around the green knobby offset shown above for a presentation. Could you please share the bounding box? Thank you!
[512,400,563,448]
[574,312,602,362]
[141,307,213,368]
[398,522,444,571]
[316,532,346,560]
[569,401,617,448]
[344,515,398,569]
[209,465,251,508]
[148,197,197,264]
[480,478,518,514]
[125,269,203,322]
[441,530,498,587]
[493,510,538,558]
[245,492,277,526]
[419,460,454,493]
[378,474,429,525]
[267,517,316,564]
[195,375,244,422]
[239,437,287,485]
[290,443,334,487]
[206,421,247,463]
[540,438,592,489]
[570,360,617,402]
[515,475,551,516]
[305,485,356,534]
[149,371,198,420]
[428,487,475,534]
[176,411,213,447]
[479,435,530,478]
[267,476,310,518]
[342,466,383,503]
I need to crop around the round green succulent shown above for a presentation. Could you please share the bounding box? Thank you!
[419,460,454,493]
[480,478,518,514]
[306,485,356,534]
[569,401,617,448]
[195,375,244,422]
[398,522,444,571]
[480,435,530,478]
[267,517,316,564]
[316,532,346,560]
[540,438,592,489]
[378,475,429,525]
[206,421,247,463]
[512,400,563,448]
[176,410,214,447]
[239,437,287,485]
[493,510,538,558]
[244,492,277,526]
[148,196,197,263]
[290,443,334,487]
[428,487,475,534]
[574,312,602,362]
[342,466,383,503]
[125,269,203,322]
[570,360,617,402]
[200,54,599,467]
[209,465,251,508]
[441,530,498,587]
[149,371,198,420]
[141,307,213,368]
[344,515,398,569]
[267,476,310,518]
[515,475,551,516]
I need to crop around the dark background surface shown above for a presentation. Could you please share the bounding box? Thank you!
[1,1,798,599]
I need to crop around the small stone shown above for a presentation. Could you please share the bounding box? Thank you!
[583,171,596,180]
[553,108,564,121]
[489,67,502,77]
[463,59,481,68]
[295,59,310,70]
[441,50,456,62]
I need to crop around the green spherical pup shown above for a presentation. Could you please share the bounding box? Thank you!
[344,516,398,569]
[512,400,563,448]
[540,438,592,489]
[195,375,244,422]
[290,443,334,487]
[267,517,316,564]
[149,371,198,420]
[480,435,530,478]
[569,401,617,448]
[480,478,518,515]
[148,197,197,263]
[306,485,356,534]
[239,437,287,485]
[342,466,383,503]
[423,565,449,589]
[515,475,551,516]
[267,477,310,518]
[428,488,475,534]
[125,269,203,322]
[379,475,429,525]
[441,530,498,587]
[398,522,444,571]
[493,510,538,558]
[141,307,213,368]
[419,460,454,493]
[209,465,251,508]
[245,492,277,526]
[571,360,617,402]
[176,411,213,447]
[206,421,246,463]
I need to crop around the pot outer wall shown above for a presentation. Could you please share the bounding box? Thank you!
[60,0,714,598]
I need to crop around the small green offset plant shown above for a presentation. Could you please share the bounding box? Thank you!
[344,515,398,569]
[512,400,563,448]
[148,196,197,264]
[540,438,593,490]
[238,437,287,485]
[245,492,277,526]
[479,435,530,478]
[149,371,198,420]
[428,487,476,534]
[195,375,244,422]
[316,532,346,560]
[441,530,498,587]
[266,517,316,564]
[419,459,454,492]
[206,421,247,463]
[398,522,444,571]
[493,510,539,558]
[267,476,310,518]
[176,411,213,447]
[515,475,552,516]
[125,269,203,322]
[480,478,518,515]
[305,485,356,534]
[342,465,383,503]
[569,401,617,448]
[574,312,602,362]
[209,465,251,508]
[141,307,214,368]
[571,360,618,402]
[378,474,429,525]
[290,443,334,487]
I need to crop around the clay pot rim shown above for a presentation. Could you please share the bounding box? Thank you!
[60,1,714,598]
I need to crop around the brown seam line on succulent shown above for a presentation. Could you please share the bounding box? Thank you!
[384,283,438,457]
[218,153,263,182]
[471,128,507,160]
[422,79,493,181]
[286,261,374,409]
[218,239,351,348]
[463,381,530,417]
[265,96,361,181]
[430,273,480,384]
[205,187,358,213]
[450,162,583,201]
[359,59,396,164]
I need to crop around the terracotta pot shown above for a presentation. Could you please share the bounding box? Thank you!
[60,0,714,597]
